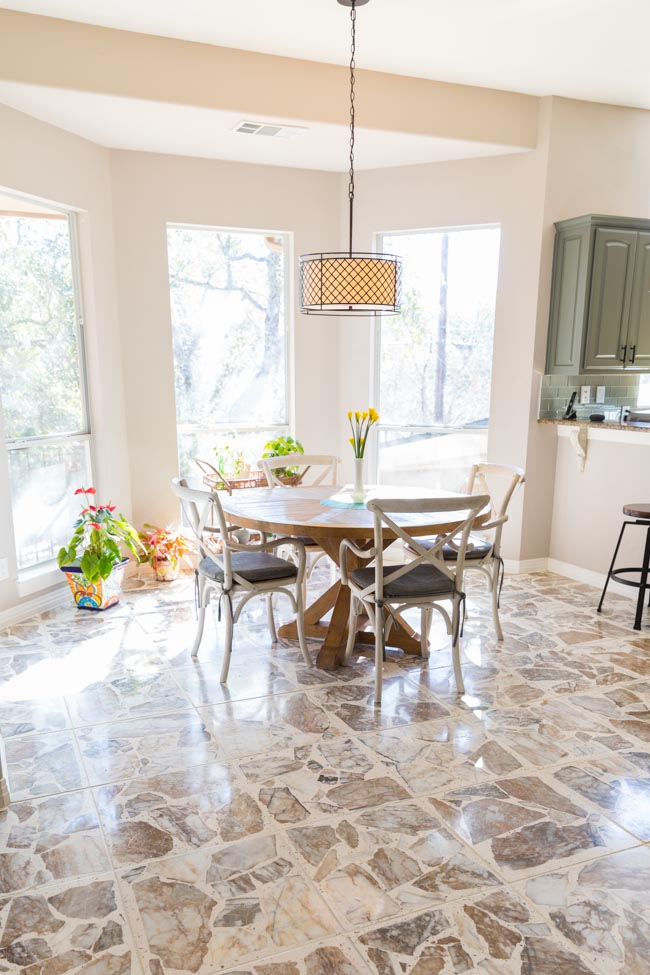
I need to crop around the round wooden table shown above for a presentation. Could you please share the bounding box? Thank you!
[220,485,487,670]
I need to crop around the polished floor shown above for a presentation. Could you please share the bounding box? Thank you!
[1,565,650,974]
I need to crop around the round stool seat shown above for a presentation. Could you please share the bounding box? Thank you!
[623,503,650,520]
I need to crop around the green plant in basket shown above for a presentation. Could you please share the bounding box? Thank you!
[214,439,250,477]
[261,435,304,477]
[57,486,142,583]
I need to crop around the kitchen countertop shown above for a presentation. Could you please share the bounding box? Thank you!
[538,417,650,433]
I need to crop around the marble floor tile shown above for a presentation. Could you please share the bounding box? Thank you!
[0,648,50,682]
[305,677,450,733]
[76,710,222,785]
[522,847,650,975]
[479,697,633,768]
[172,659,297,706]
[5,730,86,800]
[201,692,346,761]
[359,715,524,795]
[220,937,372,974]
[429,770,638,881]
[65,670,191,726]
[95,762,270,867]
[0,873,136,973]
[568,683,650,746]
[235,737,411,826]
[286,800,501,929]
[547,755,650,841]
[119,833,341,973]
[0,791,110,895]
[0,694,70,738]
[354,887,599,974]
[0,621,51,652]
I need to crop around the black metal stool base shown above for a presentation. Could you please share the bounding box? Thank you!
[598,517,650,630]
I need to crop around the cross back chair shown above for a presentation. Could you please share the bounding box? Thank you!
[405,463,524,640]
[341,493,489,704]
[260,453,339,588]
[171,478,311,682]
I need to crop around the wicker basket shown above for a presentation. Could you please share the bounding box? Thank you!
[195,458,266,494]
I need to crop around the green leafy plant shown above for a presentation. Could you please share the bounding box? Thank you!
[214,438,249,477]
[137,524,191,570]
[261,435,304,477]
[57,486,142,584]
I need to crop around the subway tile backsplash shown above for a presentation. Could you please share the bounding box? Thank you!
[539,373,642,420]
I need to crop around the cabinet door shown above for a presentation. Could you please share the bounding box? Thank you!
[546,223,591,374]
[627,232,650,369]
[583,228,637,371]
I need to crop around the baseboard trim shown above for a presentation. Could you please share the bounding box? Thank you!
[0,585,69,629]
[503,558,549,574]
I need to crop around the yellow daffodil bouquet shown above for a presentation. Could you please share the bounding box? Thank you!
[348,408,379,458]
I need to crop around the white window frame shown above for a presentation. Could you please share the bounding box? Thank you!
[166,223,294,469]
[371,223,500,482]
[1,195,94,579]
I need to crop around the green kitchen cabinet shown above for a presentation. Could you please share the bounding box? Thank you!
[546,215,650,374]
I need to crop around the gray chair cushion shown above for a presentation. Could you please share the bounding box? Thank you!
[293,535,319,547]
[406,536,492,561]
[199,552,298,584]
[350,563,455,599]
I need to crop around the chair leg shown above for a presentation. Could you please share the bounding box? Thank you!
[451,599,465,695]
[598,522,627,613]
[295,585,312,668]
[220,594,234,684]
[191,578,208,658]
[634,525,650,631]
[490,563,504,641]
[343,597,358,664]
[266,593,278,643]
[420,608,431,659]
[374,606,384,705]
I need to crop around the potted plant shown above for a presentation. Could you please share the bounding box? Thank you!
[214,437,250,478]
[57,486,142,610]
[261,435,304,482]
[138,524,191,582]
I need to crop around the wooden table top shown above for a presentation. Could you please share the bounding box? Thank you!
[219,485,487,541]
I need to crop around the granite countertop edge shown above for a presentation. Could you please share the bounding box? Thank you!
[538,417,650,433]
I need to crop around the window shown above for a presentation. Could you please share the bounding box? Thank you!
[0,205,92,571]
[167,226,290,475]
[375,226,501,489]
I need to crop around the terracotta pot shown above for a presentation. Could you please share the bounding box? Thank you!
[60,558,129,611]
[153,557,180,582]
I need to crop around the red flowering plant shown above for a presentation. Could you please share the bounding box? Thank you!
[57,486,142,583]
[137,524,191,572]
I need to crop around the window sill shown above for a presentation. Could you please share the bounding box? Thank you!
[17,562,66,599]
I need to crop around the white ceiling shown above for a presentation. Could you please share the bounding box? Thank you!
[0,82,521,171]
[1,0,650,109]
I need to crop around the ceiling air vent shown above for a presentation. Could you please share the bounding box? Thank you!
[233,121,307,140]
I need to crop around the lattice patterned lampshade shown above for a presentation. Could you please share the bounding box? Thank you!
[299,252,402,316]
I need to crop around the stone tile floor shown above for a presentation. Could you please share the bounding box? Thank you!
[1,566,650,973]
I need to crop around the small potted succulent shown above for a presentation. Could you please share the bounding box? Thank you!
[57,486,142,610]
[261,435,304,483]
[138,524,191,582]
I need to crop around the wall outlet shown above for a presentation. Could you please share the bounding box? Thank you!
[580,385,592,404]
[596,385,606,404]
[0,558,8,582]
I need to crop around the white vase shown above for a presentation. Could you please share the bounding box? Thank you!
[352,456,365,503]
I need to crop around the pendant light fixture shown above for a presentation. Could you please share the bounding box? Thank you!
[299,0,402,316]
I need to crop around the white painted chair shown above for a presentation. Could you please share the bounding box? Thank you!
[405,463,525,640]
[340,493,489,704]
[259,454,339,588]
[171,478,311,682]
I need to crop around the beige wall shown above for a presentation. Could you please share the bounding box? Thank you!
[109,151,342,528]
[0,104,130,615]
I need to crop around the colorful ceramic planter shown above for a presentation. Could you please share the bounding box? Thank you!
[60,558,129,611]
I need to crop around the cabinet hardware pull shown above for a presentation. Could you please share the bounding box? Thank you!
[620,344,628,363]
[630,344,637,363]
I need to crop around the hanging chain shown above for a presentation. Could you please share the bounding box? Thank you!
[348,0,356,255]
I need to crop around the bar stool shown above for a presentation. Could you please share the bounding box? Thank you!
[598,503,650,630]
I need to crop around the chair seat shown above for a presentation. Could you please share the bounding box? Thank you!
[406,536,492,561]
[351,563,455,599]
[199,552,298,584]
[293,535,319,548]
